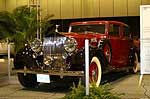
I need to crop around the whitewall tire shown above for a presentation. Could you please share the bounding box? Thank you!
[132,53,139,73]
[89,57,102,87]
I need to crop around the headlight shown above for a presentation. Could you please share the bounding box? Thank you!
[30,39,42,53]
[64,38,77,53]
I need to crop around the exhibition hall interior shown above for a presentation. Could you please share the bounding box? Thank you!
[0,0,150,99]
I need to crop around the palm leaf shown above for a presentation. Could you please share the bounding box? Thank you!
[0,11,16,39]
[0,5,54,53]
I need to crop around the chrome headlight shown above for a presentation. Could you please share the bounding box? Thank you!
[64,38,77,53]
[30,39,42,53]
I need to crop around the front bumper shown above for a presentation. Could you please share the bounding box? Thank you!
[13,67,84,77]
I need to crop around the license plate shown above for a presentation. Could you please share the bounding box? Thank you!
[37,74,50,83]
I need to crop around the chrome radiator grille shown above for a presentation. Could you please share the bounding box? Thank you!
[43,37,66,54]
[43,37,67,70]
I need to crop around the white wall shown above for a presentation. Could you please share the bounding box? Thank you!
[1,0,150,19]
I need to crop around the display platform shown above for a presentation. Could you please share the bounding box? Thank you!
[0,72,149,99]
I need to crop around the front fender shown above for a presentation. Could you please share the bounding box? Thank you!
[14,45,40,69]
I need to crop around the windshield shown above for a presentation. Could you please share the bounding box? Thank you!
[70,24,105,33]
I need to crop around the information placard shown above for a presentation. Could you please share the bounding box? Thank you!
[140,5,150,74]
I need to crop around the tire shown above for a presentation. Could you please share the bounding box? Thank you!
[14,51,39,88]
[130,53,139,73]
[89,57,102,87]
[18,73,39,88]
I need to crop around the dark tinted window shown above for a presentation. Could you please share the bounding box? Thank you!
[123,26,130,37]
[109,24,119,36]
[71,24,105,33]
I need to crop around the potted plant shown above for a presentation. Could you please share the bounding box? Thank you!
[63,81,123,99]
[0,5,53,54]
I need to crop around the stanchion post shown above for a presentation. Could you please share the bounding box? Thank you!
[139,74,143,86]
[85,39,89,96]
[7,40,11,82]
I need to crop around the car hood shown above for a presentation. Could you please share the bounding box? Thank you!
[60,32,107,49]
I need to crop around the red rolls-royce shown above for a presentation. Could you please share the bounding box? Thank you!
[14,21,138,88]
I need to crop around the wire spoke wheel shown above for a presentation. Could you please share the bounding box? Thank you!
[89,57,102,87]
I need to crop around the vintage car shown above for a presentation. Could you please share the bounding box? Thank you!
[13,21,138,88]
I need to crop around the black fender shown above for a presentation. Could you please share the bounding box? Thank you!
[68,44,110,71]
[14,45,38,69]
[95,49,108,71]
[86,45,107,71]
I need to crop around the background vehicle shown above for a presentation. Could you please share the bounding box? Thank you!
[13,21,138,88]
[0,41,14,56]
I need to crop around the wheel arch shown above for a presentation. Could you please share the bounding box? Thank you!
[90,48,107,72]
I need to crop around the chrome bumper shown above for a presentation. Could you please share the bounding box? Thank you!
[13,68,84,77]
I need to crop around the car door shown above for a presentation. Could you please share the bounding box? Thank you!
[108,24,122,68]
[119,26,132,67]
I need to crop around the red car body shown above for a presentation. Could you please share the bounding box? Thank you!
[64,21,132,68]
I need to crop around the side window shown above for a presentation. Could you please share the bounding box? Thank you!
[109,24,119,36]
[123,26,130,37]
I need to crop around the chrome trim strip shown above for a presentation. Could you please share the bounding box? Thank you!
[13,69,84,77]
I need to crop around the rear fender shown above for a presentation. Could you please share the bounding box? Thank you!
[129,47,136,66]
